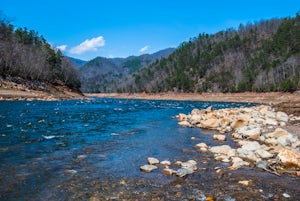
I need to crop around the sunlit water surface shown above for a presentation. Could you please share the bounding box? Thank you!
[0,98,299,200]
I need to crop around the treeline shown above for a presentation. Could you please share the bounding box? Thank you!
[0,15,80,89]
[119,12,300,93]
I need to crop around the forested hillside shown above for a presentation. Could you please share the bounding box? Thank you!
[0,16,81,90]
[79,48,174,92]
[120,13,300,93]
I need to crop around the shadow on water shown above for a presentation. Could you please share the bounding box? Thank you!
[0,98,299,200]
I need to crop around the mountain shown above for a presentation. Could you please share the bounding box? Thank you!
[120,13,300,93]
[67,56,87,68]
[79,48,175,92]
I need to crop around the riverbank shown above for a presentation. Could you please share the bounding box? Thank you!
[86,92,300,104]
[86,92,300,115]
[0,78,84,101]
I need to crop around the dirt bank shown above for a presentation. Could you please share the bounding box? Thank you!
[87,92,300,115]
[0,77,84,101]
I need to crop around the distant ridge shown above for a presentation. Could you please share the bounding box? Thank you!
[79,48,175,92]
[67,57,87,68]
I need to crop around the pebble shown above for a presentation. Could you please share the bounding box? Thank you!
[238,180,250,186]
[148,157,159,165]
[160,160,171,166]
[140,165,158,172]
[176,168,194,177]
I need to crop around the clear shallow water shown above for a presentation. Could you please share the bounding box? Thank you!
[0,98,298,200]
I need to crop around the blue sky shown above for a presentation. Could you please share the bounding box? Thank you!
[1,0,298,61]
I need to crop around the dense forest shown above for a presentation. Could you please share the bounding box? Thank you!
[117,12,300,93]
[0,15,81,90]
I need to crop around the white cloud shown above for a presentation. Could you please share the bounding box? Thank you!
[56,45,67,51]
[139,45,149,53]
[70,36,105,54]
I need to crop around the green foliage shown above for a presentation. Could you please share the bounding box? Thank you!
[123,58,142,73]
[280,79,297,92]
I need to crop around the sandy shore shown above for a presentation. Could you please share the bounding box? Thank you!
[86,92,300,105]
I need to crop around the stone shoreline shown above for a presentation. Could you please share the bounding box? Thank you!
[175,105,300,177]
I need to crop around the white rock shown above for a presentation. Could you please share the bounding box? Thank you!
[140,165,158,172]
[176,168,194,177]
[148,157,159,165]
[190,114,202,124]
[163,168,176,176]
[230,157,250,169]
[177,113,188,121]
[238,180,250,186]
[264,118,278,126]
[200,118,219,129]
[255,149,273,159]
[241,127,261,140]
[209,145,234,155]
[237,148,259,162]
[276,111,289,122]
[213,134,226,141]
[160,160,171,166]
[195,143,208,149]
[241,141,262,151]
[181,160,197,171]
[178,120,192,127]
[200,147,208,152]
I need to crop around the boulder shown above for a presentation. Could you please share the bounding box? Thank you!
[241,141,262,151]
[148,157,159,165]
[160,160,171,166]
[190,114,202,124]
[238,127,261,140]
[178,120,192,127]
[273,128,289,137]
[264,118,278,126]
[276,111,289,122]
[231,118,248,129]
[277,148,300,168]
[209,145,234,155]
[237,148,259,162]
[191,108,205,115]
[231,157,247,168]
[140,165,158,172]
[200,118,219,129]
[195,142,208,149]
[163,168,176,176]
[255,149,273,159]
[180,160,197,171]
[219,118,231,128]
[177,113,188,121]
[213,134,226,141]
[205,106,213,113]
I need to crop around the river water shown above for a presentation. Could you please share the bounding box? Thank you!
[0,98,299,200]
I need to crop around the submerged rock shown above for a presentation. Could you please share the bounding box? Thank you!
[176,168,194,177]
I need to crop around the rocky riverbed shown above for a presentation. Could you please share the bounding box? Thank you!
[174,105,300,177]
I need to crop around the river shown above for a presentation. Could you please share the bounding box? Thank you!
[0,98,299,200]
